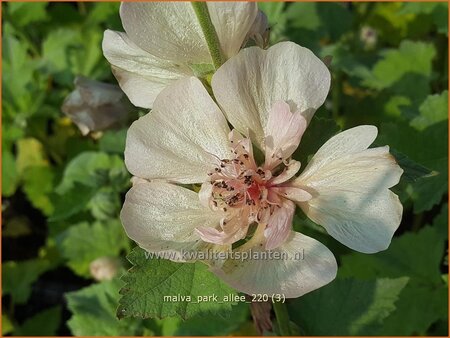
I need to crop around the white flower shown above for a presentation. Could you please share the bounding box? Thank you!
[120,42,403,298]
[62,76,131,135]
[102,2,262,109]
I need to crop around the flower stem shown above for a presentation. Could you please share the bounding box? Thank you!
[191,2,224,70]
[273,301,292,336]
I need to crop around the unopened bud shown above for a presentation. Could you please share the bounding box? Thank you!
[89,256,121,281]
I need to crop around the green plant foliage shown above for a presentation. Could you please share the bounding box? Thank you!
[288,277,409,335]
[339,220,448,335]
[66,279,144,336]
[2,259,52,304]
[118,247,239,320]
[57,220,129,277]
[14,306,62,336]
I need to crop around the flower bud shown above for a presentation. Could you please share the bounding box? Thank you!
[89,256,121,281]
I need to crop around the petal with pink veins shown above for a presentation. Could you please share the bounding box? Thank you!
[125,77,231,184]
[264,200,296,250]
[212,41,331,150]
[293,126,403,253]
[264,101,307,170]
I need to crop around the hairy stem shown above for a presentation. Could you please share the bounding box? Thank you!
[191,2,224,70]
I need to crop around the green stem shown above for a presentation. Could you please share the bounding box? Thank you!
[191,2,224,70]
[273,301,292,336]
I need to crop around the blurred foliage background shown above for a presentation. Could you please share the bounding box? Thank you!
[1,1,448,336]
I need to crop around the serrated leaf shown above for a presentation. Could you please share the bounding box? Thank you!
[118,247,238,320]
[2,259,52,304]
[15,306,61,336]
[288,277,409,335]
[66,279,143,336]
[58,220,129,277]
[411,90,448,130]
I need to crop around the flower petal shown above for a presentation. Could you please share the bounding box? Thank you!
[207,2,258,59]
[299,125,379,180]
[264,101,307,169]
[119,2,210,64]
[121,180,223,260]
[125,77,231,184]
[211,226,337,298]
[212,41,331,149]
[294,126,403,253]
[264,199,296,250]
[102,30,191,108]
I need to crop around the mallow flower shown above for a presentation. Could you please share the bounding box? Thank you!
[120,42,403,298]
[102,2,265,109]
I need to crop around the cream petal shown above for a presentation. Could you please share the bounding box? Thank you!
[269,160,301,185]
[102,30,191,108]
[264,200,296,250]
[211,226,337,298]
[272,187,313,203]
[294,130,404,253]
[119,2,210,64]
[207,2,258,59]
[124,77,231,184]
[212,41,331,149]
[264,101,307,169]
[299,125,378,180]
[120,180,223,260]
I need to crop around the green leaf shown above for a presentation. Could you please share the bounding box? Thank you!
[2,259,51,304]
[22,165,55,215]
[15,306,61,336]
[378,121,447,212]
[2,314,14,335]
[66,279,143,336]
[42,28,81,74]
[364,40,436,90]
[49,184,97,222]
[147,303,250,336]
[118,247,238,320]
[56,151,124,193]
[389,149,434,182]
[288,277,409,335]
[285,2,352,54]
[2,147,18,196]
[16,138,48,175]
[7,2,48,27]
[339,225,447,335]
[88,187,121,220]
[58,220,129,277]
[411,90,448,130]
[98,129,127,154]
